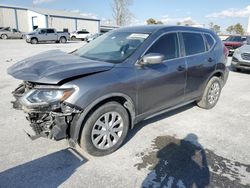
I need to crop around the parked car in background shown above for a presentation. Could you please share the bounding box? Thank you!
[0,27,24,39]
[223,35,247,56]
[231,36,250,72]
[8,26,228,156]
[25,28,69,44]
[70,30,91,41]
[86,33,102,42]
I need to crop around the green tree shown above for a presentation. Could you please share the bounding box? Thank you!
[147,18,157,25]
[213,25,221,34]
[209,22,220,34]
[234,23,245,35]
[176,22,181,25]
[226,25,234,34]
[146,18,163,25]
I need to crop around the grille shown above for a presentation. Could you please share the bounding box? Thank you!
[241,53,250,61]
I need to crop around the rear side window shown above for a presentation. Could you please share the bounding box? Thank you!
[78,31,89,34]
[47,29,55,33]
[146,33,179,60]
[182,33,205,56]
[205,34,215,50]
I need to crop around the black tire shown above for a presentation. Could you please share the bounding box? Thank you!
[71,36,76,41]
[30,38,38,44]
[59,37,67,43]
[197,77,222,109]
[231,66,240,72]
[80,102,129,156]
[1,34,7,40]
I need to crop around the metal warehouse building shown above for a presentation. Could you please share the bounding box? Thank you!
[0,4,100,33]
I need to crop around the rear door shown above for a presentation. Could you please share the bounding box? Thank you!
[46,29,58,41]
[11,29,21,38]
[181,32,216,101]
[136,32,186,115]
[77,31,89,39]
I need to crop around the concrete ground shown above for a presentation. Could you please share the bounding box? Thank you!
[0,40,249,188]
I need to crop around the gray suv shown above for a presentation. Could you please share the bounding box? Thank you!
[8,26,229,156]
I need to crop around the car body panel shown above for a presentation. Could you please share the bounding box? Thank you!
[7,50,115,84]
[232,44,250,70]
[25,28,69,43]
[8,25,228,143]
[0,27,23,39]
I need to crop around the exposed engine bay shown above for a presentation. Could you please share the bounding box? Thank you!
[11,82,82,140]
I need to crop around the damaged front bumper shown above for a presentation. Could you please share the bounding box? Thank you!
[12,82,82,141]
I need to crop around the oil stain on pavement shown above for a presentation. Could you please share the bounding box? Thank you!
[134,134,250,188]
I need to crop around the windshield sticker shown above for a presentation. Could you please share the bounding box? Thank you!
[127,33,149,40]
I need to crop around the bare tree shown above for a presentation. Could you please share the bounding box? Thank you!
[112,0,133,26]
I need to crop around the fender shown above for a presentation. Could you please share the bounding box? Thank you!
[201,68,226,95]
[69,93,136,142]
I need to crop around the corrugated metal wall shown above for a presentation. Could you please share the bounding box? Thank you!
[16,9,28,31]
[0,7,16,28]
[49,16,75,32]
[77,19,99,33]
[0,6,100,33]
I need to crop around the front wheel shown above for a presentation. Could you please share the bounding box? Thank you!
[30,38,38,44]
[1,34,7,40]
[197,77,222,109]
[80,102,129,156]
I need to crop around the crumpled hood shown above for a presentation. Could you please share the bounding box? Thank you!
[7,50,114,84]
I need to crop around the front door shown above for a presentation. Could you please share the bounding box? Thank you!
[136,33,186,115]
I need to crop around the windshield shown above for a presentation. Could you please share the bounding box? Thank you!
[225,36,244,42]
[73,31,150,63]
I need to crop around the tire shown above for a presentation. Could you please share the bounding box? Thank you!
[1,34,7,40]
[59,37,67,43]
[71,36,76,41]
[80,102,129,156]
[30,38,38,44]
[197,77,222,109]
[231,66,240,72]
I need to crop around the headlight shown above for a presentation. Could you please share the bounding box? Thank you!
[24,88,74,104]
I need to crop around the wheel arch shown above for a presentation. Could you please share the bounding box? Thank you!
[30,37,38,42]
[1,33,8,38]
[200,69,225,97]
[70,93,136,143]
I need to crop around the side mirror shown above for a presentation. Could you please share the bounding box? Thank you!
[140,53,164,65]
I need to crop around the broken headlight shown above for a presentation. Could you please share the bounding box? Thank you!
[23,88,74,105]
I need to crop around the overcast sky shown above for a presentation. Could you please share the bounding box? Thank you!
[1,0,250,32]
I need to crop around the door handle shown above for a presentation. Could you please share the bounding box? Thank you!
[177,65,185,72]
[208,58,214,62]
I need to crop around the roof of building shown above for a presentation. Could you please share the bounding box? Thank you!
[0,4,100,21]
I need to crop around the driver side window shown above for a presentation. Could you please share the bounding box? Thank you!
[146,33,179,60]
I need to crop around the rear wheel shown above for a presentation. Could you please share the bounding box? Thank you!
[71,36,76,41]
[80,102,129,156]
[30,38,38,44]
[59,37,67,43]
[197,77,222,109]
[1,34,7,40]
